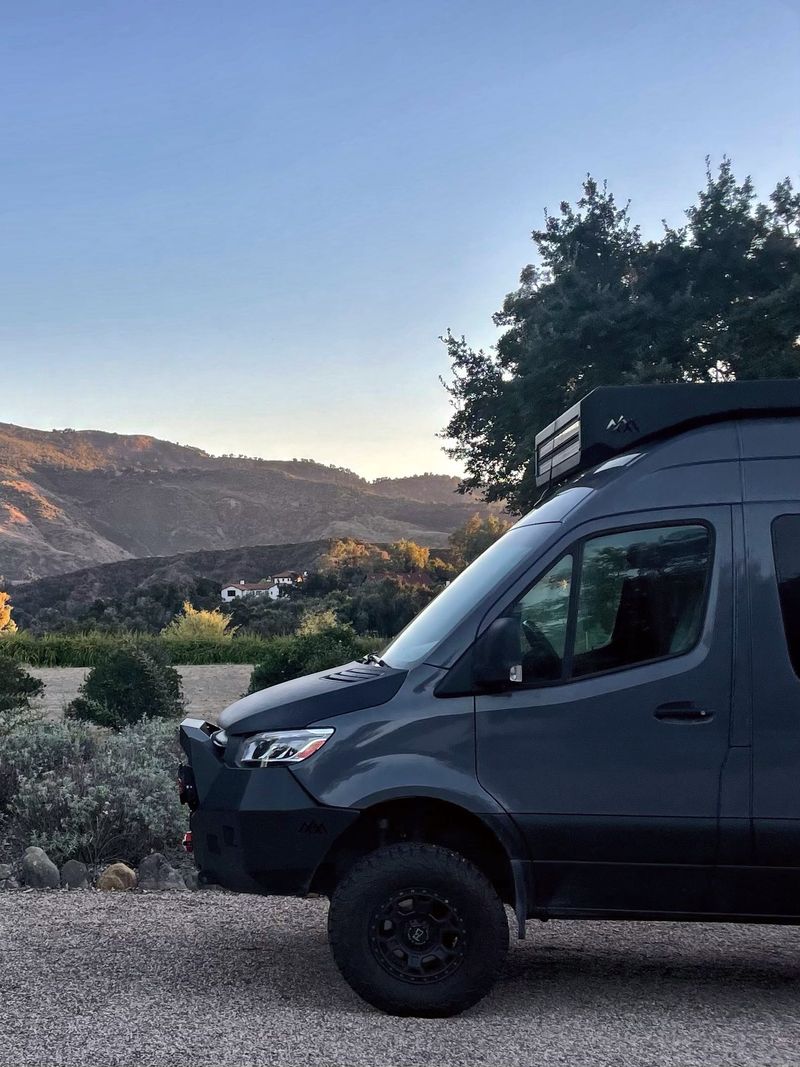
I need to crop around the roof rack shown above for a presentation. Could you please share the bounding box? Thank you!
[534,380,800,489]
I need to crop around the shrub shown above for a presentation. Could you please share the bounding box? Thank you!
[0,720,97,815]
[5,719,186,866]
[0,656,44,737]
[0,631,272,666]
[162,601,237,640]
[248,623,378,691]
[65,645,183,729]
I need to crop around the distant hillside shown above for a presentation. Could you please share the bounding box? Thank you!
[10,541,334,625]
[0,424,492,579]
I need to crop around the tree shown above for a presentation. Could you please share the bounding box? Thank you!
[449,514,512,567]
[0,591,18,634]
[388,540,430,573]
[442,160,800,513]
[162,601,237,641]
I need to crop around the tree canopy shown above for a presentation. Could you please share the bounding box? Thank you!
[442,159,800,513]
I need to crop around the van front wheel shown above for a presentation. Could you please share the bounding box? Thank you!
[328,842,509,1017]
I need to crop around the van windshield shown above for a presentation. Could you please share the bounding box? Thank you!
[381,522,559,669]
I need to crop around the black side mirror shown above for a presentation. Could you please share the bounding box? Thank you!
[474,616,522,689]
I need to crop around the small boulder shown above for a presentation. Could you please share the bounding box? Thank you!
[21,846,60,889]
[137,853,187,892]
[182,869,199,891]
[97,862,137,891]
[60,859,89,890]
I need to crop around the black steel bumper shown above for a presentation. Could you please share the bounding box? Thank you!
[179,718,358,896]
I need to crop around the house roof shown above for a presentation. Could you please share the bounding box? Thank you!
[222,581,275,591]
[272,571,299,579]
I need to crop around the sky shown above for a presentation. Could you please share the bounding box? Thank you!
[1,1,799,479]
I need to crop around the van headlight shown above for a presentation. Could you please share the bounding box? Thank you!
[239,728,334,767]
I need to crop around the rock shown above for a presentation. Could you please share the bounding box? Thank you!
[60,859,89,890]
[137,853,187,892]
[182,869,199,891]
[97,862,137,891]
[1,877,19,890]
[21,847,60,889]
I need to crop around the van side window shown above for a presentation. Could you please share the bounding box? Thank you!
[771,515,800,678]
[503,523,711,686]
[571,525,711,677]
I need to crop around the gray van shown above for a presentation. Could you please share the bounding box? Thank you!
[179,380,800,1016]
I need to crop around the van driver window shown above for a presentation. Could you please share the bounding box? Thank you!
[504,523,711,685]
[571,525,710,677]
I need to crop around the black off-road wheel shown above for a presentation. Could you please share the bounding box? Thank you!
[328,842,509,1017]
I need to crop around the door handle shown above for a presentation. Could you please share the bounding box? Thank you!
[654,702,713,723]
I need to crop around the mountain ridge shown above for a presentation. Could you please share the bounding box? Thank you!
[0,423,491,580]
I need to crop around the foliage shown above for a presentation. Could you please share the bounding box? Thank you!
[442,159,800,512]
[0,655,44,737]
[3,719,186,866]
[249,625,379,691]
[341,579,436,636]
[0,631,273,666]
[162,600,237,640]
[296,608,342,635]
[449,514,512,566]
[388,540,430,572]
[65,645,183,729]
[321,538,385,570]
[0,591,18,633]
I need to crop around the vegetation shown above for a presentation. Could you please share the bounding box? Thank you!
[443,159,800,513]
[0,631,272,667]
[449,514,512,566]
[248,617,379,691]
[0,591,17,633]
[0,657,44,737]
[162,600,237,640]
[1,719,186,866]
[65,645,183,729]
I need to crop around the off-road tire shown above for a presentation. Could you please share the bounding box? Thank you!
[328,842,509,1017]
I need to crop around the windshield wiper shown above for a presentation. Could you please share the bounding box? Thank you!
[361,652,387,667]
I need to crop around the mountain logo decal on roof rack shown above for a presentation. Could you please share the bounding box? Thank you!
[607,415,640,434]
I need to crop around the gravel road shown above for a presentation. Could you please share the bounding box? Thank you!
[3,892,800,1067]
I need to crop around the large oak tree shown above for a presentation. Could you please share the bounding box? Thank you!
[442,160,800,513]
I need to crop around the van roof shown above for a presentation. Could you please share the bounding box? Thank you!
[534,380,800,490]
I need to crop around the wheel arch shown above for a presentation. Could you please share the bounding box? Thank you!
[310,795,530,935]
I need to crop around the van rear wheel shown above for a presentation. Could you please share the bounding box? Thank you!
[328,842,509,1017]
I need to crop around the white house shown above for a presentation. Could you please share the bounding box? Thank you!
[220,580,280,602]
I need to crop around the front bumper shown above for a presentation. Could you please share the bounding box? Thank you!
[179,718,358,896]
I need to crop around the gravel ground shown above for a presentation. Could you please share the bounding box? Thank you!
[3,892,800,1067]
[30,665,252,722]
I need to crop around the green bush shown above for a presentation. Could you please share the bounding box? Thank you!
[249,624,379,692]
[0,720,97,815]
[4,719,186,866]
[0,631,272,666]
[65,645,183,729]
[0,655,44,737]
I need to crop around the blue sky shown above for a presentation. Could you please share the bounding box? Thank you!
[2,1,799,477]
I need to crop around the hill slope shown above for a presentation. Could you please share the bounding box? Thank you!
[0,424,487,579]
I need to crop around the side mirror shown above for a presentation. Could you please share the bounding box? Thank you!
[474,616,523,688]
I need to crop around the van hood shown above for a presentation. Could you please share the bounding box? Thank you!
[218,661,408,735]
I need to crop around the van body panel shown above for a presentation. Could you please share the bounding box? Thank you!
[474,504,738,914]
